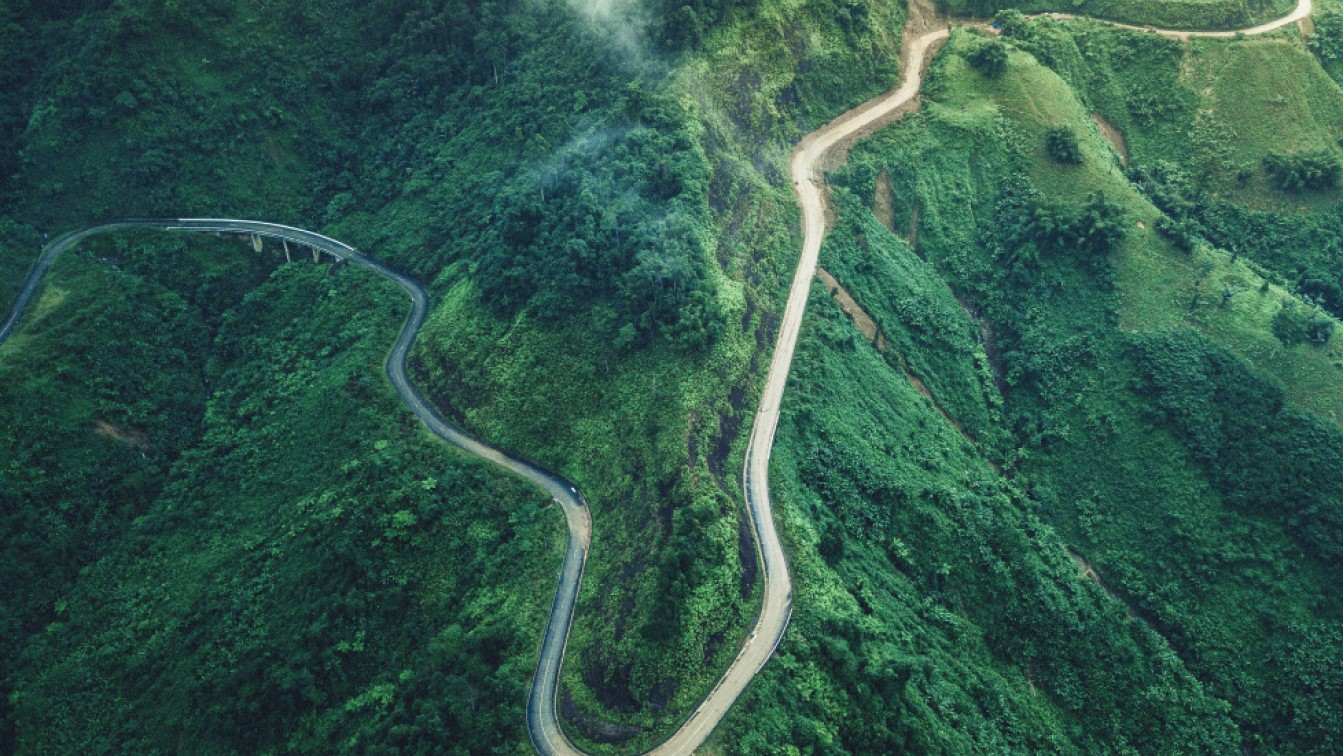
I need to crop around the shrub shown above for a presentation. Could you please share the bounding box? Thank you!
[1045,126,1082,164]
[1263,150,1342,192]
[1155,214,1202,253]
[1027,191,1127,259]
[1272,301,1335,345]
[969,40,1009,78]
[1307,13,1343,67]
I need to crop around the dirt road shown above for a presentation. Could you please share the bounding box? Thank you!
[0,1,1315,749]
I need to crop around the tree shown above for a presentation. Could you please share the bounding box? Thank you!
[1045,126,1082,165]
[996,9,1031,38]
[1307,13,1343,68]
[1272,301,1335,345]
[969,40,1008,78]
[1066,191,1127,256]
[1025,191,1127,260]
[1264,150,1341,192]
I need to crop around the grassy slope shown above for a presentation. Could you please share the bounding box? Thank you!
[972,21,1343,418]
[711,189,1239,752]
[797,29,1342,751]
[1184,37,1343,211]
[995,16,1343,210]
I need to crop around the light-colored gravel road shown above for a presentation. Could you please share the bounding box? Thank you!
[0,3,1314,747]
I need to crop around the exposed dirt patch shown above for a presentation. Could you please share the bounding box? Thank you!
[872,170,897,233]
[1300,15,1315,36]
[900,361,977,447]
[1066,546,1137,620]
[92,420,149,449]
[817,270,992,454]
[906,202,922,250]
[736,509,758,598]
[707,386,746,478]
[820,0,948,171]
[1090,112,1129,164]
[1070,548,1102,583]
[561,685,644,745]
[816,267,889,349]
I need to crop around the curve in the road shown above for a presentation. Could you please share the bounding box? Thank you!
[644,0,1316,750]
[0,3,1315,750]
[1040,0,1311,39]
[0,218,592,756]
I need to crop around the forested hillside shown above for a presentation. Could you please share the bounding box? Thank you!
[2,0,1341,753]
[1,0,906,750]
[714,13,1343,752]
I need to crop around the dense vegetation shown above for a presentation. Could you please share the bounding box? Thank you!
[3,0,1342,753]
[712,24,1342,752]
[3,235,562,752]
[0,0,907,750]
[712,192,1242,752]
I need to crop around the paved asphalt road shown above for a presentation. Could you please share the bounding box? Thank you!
[0,218,591,755]
[0,2,1315,738]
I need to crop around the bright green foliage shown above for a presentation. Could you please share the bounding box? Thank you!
[1309,12,1343,82]
[763,29,1343,753]
[712,190,1240,752]
[997,16,1343,209]
[1130,331,1343,562]
[406,272,763,750]
[1131,160,1343,318]
[1028,191,1128,258]
[1272,300,1337,344]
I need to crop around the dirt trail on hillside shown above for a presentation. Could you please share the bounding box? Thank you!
[3,2,1318,755]
[821,0,948,174]
[644,12,957,756]
[1041,0,1311,40]
[576,1,1320,751]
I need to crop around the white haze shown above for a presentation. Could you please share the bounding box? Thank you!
[562,0,652,62]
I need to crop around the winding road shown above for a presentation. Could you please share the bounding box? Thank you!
[1041,0,1311,39]
[0,0,1315,751]
[0,218,592,755]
